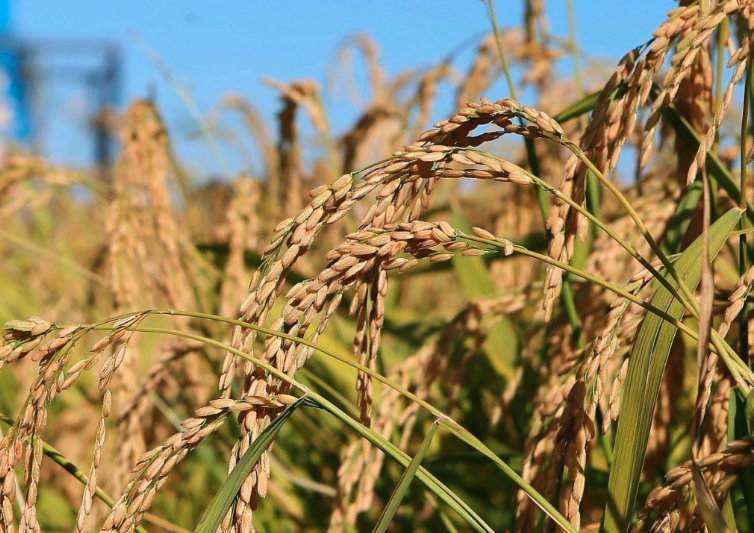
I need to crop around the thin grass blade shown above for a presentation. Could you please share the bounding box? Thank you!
[373,420,440,533]
[662,179,703,255]
[310,394,495,533]
[439,418,577,533]
[730,392,754,531]
[193,396,311,533]
[691,460,731,533]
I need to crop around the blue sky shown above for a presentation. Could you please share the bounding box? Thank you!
[8,1,674,176]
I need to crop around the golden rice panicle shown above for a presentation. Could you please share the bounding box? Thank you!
[698,375,731,461]
[542,47,640,321]
[542,158,578,321]
[218,177,262,318]
[514,263,652,533]
[224,99,567,532]
[512,323,578,533]
[0,318,88,533]
[107,100,205,312]
[549,276,651,529]
[112,338,209,504]
[719,264,754,339]
[75,390,111,532]
[673,38,712,186]
[353,269,387,427]
[224,95,561,387]
[229,221,488,527]
[219,171,357,393]
[641,1,740,168]
[630,438,754,533]
[686,52,749,185]
[690,265,754,458]
[264,78,330,218]
[541,4,738,320]
[101,396,280,533]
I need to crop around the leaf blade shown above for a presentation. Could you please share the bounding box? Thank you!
[602,208,743,533]
[193,396,310,533]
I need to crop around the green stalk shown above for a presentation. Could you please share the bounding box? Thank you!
[89,321,565,532]
[458,234,752,385]
[480,1,587,352]
[0,414,158,533]
[739,47,753,369]
[570,146,703,317]
[480,0,551,229]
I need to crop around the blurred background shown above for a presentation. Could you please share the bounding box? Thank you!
[0,0,669,178]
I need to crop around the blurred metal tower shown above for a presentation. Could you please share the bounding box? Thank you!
[0,0,122,169]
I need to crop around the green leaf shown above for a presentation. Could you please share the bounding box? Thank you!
[440,419,578,533]
[373,420,440,533]
[746,389,754,434]
[729,390,754,532]
[662,178,704,255]
[691,459,731,533]
[722,492,740,533]
[553,85,627,124]
[193,396,311,533]
[602,207,743,533]
[310,396,496,533]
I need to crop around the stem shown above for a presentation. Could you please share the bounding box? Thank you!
[459,234,752,386]
[0,414,165,533]
[740,54,754,367]
[88,319,572,533]
[469,147,698,317]
[572,147,703,317]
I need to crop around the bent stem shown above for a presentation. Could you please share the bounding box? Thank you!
[87,318,575,533]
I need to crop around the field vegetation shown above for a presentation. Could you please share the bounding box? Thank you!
[3,2,754,532]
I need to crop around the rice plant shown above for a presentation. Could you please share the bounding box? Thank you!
[3,2,754,532]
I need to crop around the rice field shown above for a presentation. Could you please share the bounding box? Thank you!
[3,2,754,532]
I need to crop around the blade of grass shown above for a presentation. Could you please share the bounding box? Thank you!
[373,420,440,533]
[729,392,754,532]
[308,397,496,533]
[662,178,703,255]
[193,396,312,533]
[116,320,498,533]
[722,493,739,533]
[602,207,742,533]
[439,418,577,533]
[691,459,731,533]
